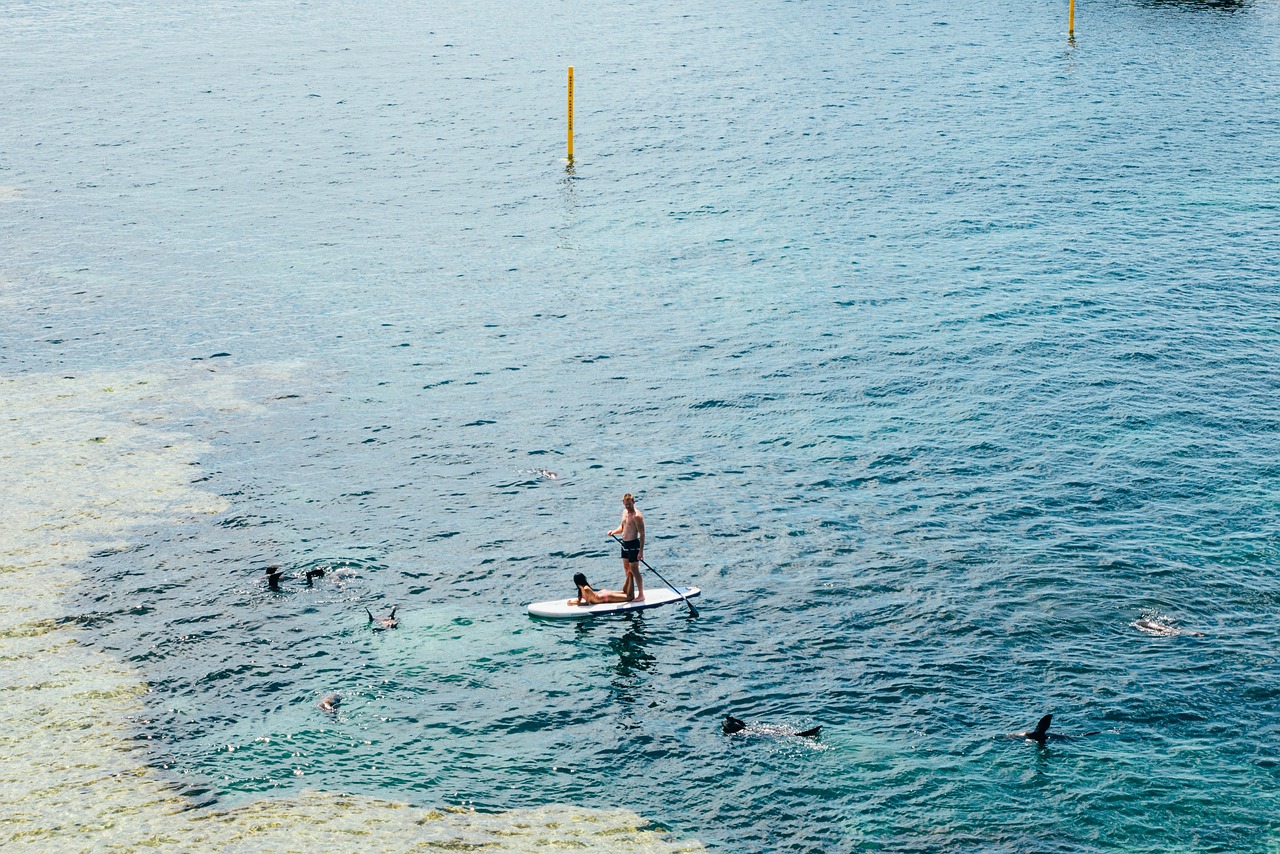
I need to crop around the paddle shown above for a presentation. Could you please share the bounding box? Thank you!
[610,534,699,617]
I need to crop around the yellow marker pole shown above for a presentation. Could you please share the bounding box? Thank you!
[565,65,576,163]
[1069,0,1075,39]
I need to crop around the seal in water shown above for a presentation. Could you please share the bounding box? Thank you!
[305,568,326,586]
[1009,714,1101,746]
[1134,617,1204,637]
[366,605,399,630]
[318,693,341,714]
[264,564,284,590]
[723,714,820,738]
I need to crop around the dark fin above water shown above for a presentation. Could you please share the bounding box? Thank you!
[723,715,747,734]
[796,726,822,738]
[1033,714,1053,742]
[367,606,399,630]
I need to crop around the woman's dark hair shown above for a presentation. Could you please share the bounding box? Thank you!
[573,572,589,589]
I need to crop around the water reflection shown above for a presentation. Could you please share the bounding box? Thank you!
[607,618,656,682]
[568,616,660,706]
[558,162,580,253]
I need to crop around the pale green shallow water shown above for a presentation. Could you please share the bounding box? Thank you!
[2,1,1279,851]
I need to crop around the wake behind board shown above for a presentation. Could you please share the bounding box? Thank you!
[527,586,700,619]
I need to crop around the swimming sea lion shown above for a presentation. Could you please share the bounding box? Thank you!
[722,714,821,738]
[366,605,399,630]
[305,568,326,586]
[1134,617,1204,637]
[264,564,284,590]
[1009,714,1101,746]
[318,693,341,714]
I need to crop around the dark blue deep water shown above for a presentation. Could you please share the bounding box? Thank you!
[3,0,1279,850]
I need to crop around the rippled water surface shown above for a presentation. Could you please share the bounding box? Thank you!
[3,0,1279,850]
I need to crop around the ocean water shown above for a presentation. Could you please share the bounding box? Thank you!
[3,0,1279,851]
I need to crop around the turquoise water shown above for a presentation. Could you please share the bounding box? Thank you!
[4,0,1280,850]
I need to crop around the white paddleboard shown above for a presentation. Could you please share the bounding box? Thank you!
[527,586,701,619]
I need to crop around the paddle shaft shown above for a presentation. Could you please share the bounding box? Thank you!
[610,534,699,617]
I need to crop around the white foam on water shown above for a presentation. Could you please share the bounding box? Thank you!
[0,367,705,853]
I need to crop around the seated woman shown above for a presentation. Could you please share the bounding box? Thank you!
[567,572,631,606]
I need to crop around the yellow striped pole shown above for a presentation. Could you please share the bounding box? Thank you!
[1069,0,1075,39]
[565,65,576,163]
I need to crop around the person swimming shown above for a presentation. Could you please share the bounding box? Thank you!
[566,572,631,606]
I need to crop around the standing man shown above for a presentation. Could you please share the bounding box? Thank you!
[608,492,645,601]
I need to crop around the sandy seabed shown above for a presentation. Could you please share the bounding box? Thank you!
[0,367,704,853]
